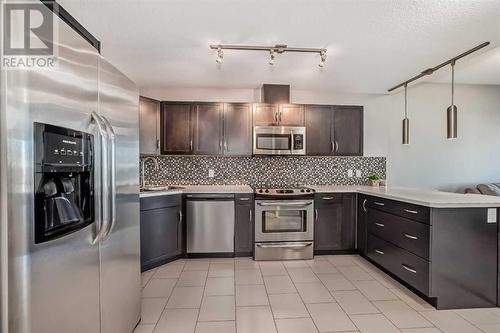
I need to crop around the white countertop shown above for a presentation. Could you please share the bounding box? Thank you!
[139,185,253,198]
[140,184,500,208]
[309,185,500,208]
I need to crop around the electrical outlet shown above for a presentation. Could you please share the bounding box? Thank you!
[208,169,215,178]
[356,170,362,178]
[347,169,353,178]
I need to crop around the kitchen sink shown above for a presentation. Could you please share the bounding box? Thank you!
[140,186,185,192]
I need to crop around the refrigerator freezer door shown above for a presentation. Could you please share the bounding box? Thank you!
[98,57,141,333]
[0,5,101,333]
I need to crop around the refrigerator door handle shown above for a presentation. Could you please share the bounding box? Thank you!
[91,112,110,245]
[100,115,116,240]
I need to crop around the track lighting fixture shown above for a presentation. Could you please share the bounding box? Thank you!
[387,41,490,143]
[215,48,223,64]
[210,44,327,67]
[269,49,276,65]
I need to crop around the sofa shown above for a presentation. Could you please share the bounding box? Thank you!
[465,183,500,196]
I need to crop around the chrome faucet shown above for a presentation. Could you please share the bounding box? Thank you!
[141,157,159,188]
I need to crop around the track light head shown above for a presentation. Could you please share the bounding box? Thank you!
[216,48,224,64]
[269,49,276,65]
[319,51,327,67]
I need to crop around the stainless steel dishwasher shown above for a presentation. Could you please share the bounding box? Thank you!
[186,193,235,254]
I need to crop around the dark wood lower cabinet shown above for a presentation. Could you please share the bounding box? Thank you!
[234,194,254,257]
[314,193,356,254]
[140,195,183,271]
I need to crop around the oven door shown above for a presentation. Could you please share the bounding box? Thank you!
[255,199,314,242]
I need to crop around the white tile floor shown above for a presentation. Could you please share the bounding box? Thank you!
[136,255,500,333]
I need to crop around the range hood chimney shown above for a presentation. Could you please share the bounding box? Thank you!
[261,84,290,104]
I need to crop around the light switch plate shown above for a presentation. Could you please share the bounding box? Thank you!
[208,169,215,178]
[487,208,497,223]
[347,169,353,178]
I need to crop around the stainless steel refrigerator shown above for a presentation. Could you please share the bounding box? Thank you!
[0,4,141,333]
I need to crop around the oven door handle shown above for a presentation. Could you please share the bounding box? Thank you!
[257,202,312,207]
[256,242,313,249]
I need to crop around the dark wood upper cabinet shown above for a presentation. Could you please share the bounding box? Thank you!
[193,103,223,155]
[139,96,160,155]
[305,105,333,155]
[279,104,305,126]
[333,106,363,156]
[253,103,278,126]
[253,103,304,126]
[160,102,193,154]
[223,103,252,155]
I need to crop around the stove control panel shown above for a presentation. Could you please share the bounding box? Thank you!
[254,187,315,196]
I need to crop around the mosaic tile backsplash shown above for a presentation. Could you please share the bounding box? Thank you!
[140,155,386,188]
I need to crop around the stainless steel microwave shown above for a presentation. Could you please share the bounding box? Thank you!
[253,126,306,155]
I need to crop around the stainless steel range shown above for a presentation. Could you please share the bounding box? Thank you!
[254,187,315,260]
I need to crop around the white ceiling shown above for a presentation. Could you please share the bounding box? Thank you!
[58,0,500,94]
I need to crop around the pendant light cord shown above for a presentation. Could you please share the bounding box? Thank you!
[451,60,455,106]
[404,83,408,118]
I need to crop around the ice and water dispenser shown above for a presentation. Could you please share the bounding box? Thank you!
[34,123,94,243]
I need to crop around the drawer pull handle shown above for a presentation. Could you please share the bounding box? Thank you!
[404,209,419,214]
[239,197,250,201]
[374,222,385,227]
[402,264,417,274]
[322,197,335,200]
[374,202,385,206]
[375,249,384,255]
[403,233,418,240]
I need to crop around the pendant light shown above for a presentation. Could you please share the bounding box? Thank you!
[447,60,457,139]
[402,83,410,145]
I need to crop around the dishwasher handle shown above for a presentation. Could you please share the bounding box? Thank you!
[185,193,235,200]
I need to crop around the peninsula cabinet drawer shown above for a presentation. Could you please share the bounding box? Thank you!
[367,234,430,296]
[366,196,430,224]
[394,248,430,295]
[367,234,397,272]
[368,209,430,259]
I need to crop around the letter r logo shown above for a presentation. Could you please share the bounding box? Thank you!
[3,2,54,56]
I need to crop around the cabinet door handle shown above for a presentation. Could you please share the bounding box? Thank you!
[374,222,385,227]
[279,110,282,124]
[331,141,334,152]
[274,111,278,124]
[190,139,193,151]
[403,233,418,240]
[375,249,384,255]
[403,209,419,214]
[156,139,160,150]
[249,209,252,221]
[402,264,417,274]
[239,197,250,201]
[335,140,339,152]
[362,199,367,212]
[178,210,183,223]
[315,209,318,222]
[322,196,334,200]
[374,202,385,206]
[224,140,228,152]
